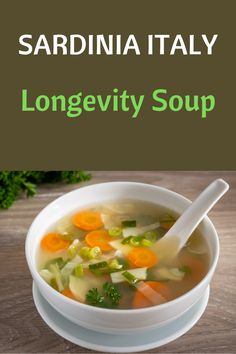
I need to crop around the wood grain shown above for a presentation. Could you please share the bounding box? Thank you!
[0,171,236,354]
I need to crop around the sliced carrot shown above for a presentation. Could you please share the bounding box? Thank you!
[40,232,70,252]
[72,211,103,231]
[127,247,158,268]
[85,230,113,251]
[133,281,171,308]
[61,288,76,300]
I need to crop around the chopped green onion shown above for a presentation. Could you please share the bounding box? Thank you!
[141,239,153,247]
[79,246,101,260]
[130,236,142,247]
[89,261,108,270]
[122,271,139,285]
[79,247,91,259]
[108,227,122,237]
[109,259,123,270]
[122,220,136,228]
[89,246,101,259]
[74,264,84,277]
[121,236,132,245]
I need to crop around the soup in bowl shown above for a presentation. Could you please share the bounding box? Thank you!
[25,182,219,334]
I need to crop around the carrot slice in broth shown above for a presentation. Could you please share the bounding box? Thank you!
[41,232,70,252]
[85,230,113,251]
[72,211,103,231]
[127,247,158,268]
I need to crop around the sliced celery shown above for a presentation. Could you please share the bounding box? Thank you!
[39,269,53,284]
[67,239,80,258]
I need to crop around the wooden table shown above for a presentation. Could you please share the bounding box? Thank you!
[0,171,236,354]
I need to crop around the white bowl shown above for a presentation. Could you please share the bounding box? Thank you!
[25,182,219,334]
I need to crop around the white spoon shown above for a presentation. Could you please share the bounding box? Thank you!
[154,179,229,260]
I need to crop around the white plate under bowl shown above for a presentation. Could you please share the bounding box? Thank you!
[33,282,209,353]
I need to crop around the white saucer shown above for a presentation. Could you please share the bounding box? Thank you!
[32,282,209,353]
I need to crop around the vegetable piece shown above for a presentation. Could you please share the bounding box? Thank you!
[61,288,76,299]
[85,230,113,251]
[159,214,176,230]
[89,261,108,270]
[111,267,147,283]
[130,236,143,247]
[89,259,124,275]
[79,246,102,259]
[110,240,132,255]
[67,239,80,258]
[72,211,103,231]
[122,221,160,237]
[109,259,123,271]
[122,220,137,228]
[122,271,139,285]
[103,282,121,305]
[141,239,153,247]
[41,232,70,252]
[127,247,158,268]
[89,246,102,258]
[155,267,185,281]
[86,288,105,306]
[74,264,84,277]
[133,281,171,308]
[0,171,91,209]
[85,282,122,308]
[39,269,54,283]
[61,255,83,282]
[108,227,122,237]
[49,263,64,292]
[69,275,102,302]
[122,235,154,247]
[45,257,66,270]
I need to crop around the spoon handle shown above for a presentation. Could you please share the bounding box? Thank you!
[163,179,229,250]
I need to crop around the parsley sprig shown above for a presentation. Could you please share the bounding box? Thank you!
[86,282,121,308]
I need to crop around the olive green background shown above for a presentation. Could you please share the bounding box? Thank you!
[1,0,235,170]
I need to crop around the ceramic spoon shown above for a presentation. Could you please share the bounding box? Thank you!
[154,179,229,261]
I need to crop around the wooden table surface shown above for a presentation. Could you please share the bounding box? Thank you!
[0,171,236,354]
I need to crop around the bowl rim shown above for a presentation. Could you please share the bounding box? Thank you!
[25,181,219,314]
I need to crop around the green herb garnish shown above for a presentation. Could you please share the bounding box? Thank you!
[0,171,91,209]
[86,282,122,308]
[103,282,121,305]
[86,288,105,306]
